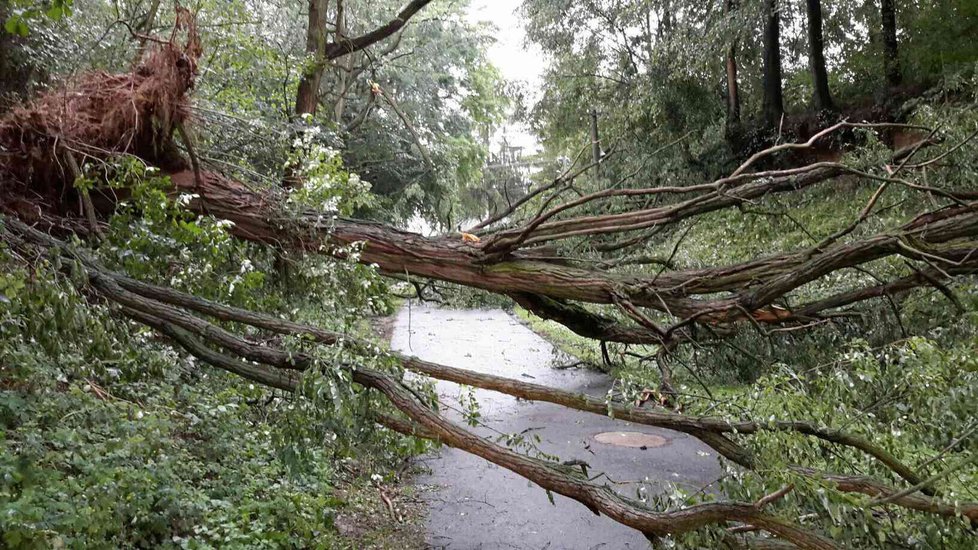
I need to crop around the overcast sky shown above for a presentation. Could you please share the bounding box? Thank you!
[465,0,545,152]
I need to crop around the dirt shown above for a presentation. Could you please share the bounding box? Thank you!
[369,312,398,342]
[333,473,428,549]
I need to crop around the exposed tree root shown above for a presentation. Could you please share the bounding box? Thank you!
[0,7,200,206]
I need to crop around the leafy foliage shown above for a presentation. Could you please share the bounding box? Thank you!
[676,335,978,548]
[3,0,978,547]
[0,153,429,547]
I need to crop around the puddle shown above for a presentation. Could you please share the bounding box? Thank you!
[594,431,669,448]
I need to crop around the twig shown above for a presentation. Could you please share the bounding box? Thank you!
[755,484,795,509]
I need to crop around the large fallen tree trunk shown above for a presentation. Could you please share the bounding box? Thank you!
[7,217,977,546]
[9,218,974,517]
[161,167,978,347]
[2,10,976,350]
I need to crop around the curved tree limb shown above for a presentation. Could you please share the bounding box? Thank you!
[12,217,977,544]
[3,216,935,488]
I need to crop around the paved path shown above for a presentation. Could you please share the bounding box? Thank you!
[390,304,722,550]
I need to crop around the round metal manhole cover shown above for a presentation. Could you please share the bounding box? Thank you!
[593,431,668,448]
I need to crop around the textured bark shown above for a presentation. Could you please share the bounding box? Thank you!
[510,293,664,345]
[322,0,433,60]
[355,368,837,549]
[805,0,835,111]
[293,0,433,118]
[294,0,330,118]
[166,167,978,333]
[881,0,901,87]
[724,0,741,127]
[762,0,784,128]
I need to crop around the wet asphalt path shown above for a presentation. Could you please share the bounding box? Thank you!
[390,303,722,550]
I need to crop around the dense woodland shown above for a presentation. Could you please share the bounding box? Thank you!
[1,0,977,548]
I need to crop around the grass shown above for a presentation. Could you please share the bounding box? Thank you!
[511,306,602,367]
[513,306,750,402]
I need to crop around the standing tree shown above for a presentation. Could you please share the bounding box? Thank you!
[724,0,741,130]
[294,0,329,118]
[805,0,835,111]
[881,0,901,87]
[762,0,784,129]
[293,0,434,119]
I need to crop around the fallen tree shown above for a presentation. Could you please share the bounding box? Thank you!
[6,216,978,547]
[2,13,978,546]
[10,216,978,548]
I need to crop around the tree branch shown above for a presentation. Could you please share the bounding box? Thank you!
[323,0,434,61]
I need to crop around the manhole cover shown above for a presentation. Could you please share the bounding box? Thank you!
[594,431,667,448]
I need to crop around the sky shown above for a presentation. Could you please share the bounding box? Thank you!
[465,0,545,152]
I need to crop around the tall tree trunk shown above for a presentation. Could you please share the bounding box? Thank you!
[589,108,601,184]
[659,0,673,38]
[806,0,835,111]
[724,0,741,129]
[762,0,784,129]
[294,0,329,118]
[332,3,353,126]
[881,0,901,87]
[293,0,433,120]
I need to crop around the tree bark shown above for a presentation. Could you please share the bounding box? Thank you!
[294,0,329,118]
[724,0,741,128]
[805,0,835,111]
[10,216,973,540]
[880,0,901,87]
[762,0,784,129]
[163,165,978,330]
[293,0,434,119]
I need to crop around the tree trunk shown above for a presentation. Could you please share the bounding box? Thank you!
[589,108,601,184]
[294,0,329,118]
[160,163,978,332]
[724,0,741,129]
[10,218,973,547]
[881,0,901,87]
[762,0,784,129]
[288,0,433,189]
[294,0,434,118]
[806,0,835,111]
